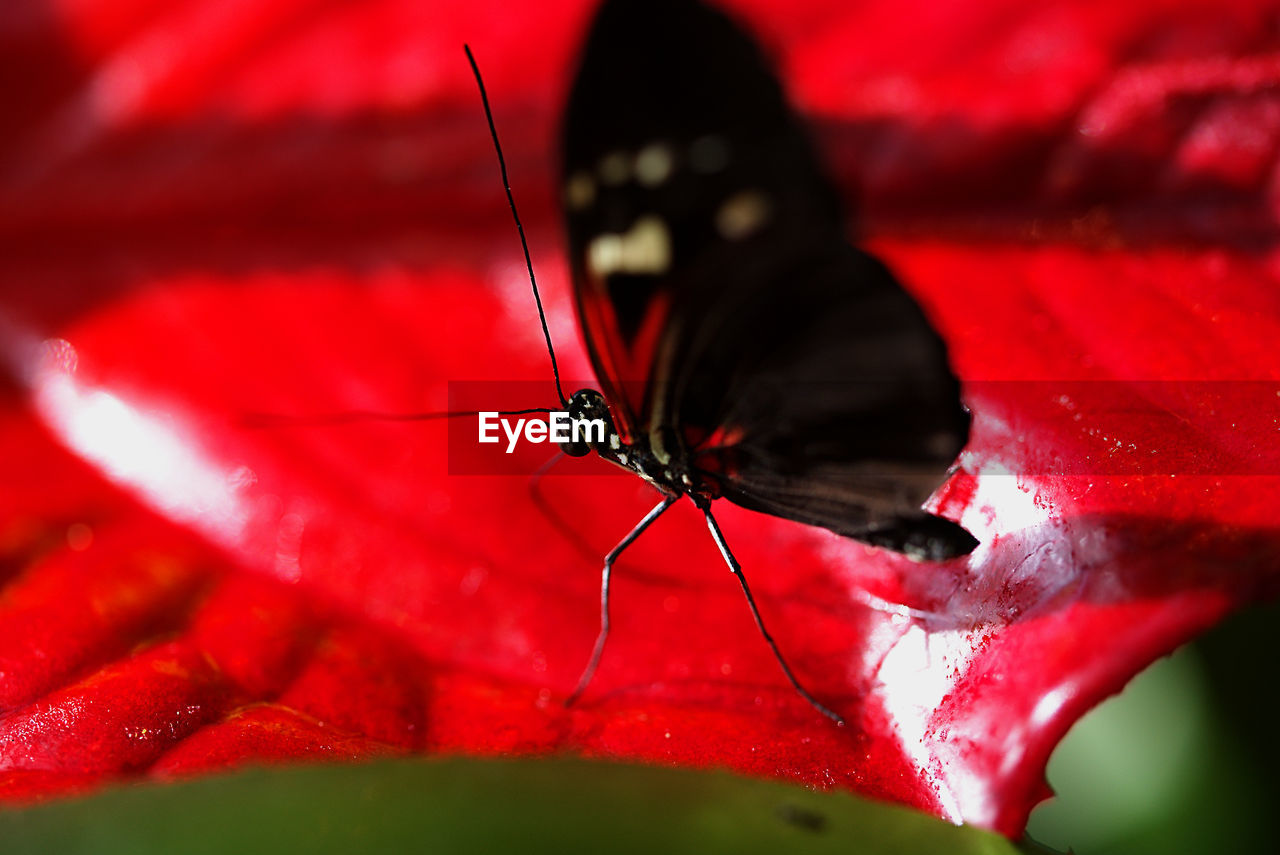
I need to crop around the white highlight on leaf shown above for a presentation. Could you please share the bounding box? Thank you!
[31,338,251,545]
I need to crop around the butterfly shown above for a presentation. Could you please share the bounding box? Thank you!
[467,0,977,724]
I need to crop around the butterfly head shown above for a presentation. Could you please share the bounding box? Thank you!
[559,388,614,458]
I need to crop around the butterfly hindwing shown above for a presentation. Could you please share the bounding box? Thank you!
[561,0,975,559]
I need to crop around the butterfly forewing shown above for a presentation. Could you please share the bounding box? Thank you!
[561,0,837,433]
[561,0,975,559]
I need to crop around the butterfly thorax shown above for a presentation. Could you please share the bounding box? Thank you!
[558,387,719,501]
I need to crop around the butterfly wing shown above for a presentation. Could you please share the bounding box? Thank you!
[669,237,977,560]
[561,0,838,441]
[561,0,975,559]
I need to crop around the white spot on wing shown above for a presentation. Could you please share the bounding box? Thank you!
[635,143,674,186]
[586,215,672,277]
[597,150,631,185]
[564,171,596,210]
[715,190,771,240]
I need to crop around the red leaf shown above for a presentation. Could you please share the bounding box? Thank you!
[1,0,1277,838]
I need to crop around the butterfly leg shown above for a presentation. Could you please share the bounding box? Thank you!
[566,494,678,708]
[701,507,845,726]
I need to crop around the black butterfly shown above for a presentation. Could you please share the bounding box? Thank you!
[467,0,976,724]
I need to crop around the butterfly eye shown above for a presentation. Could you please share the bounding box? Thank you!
[566,389,594,419]
[567,388,608,421]
[562,389,611,457]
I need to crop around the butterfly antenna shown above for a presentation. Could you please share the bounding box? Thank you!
[465,44,568,408]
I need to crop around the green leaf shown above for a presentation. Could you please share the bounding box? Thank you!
[0,758,1019,854]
